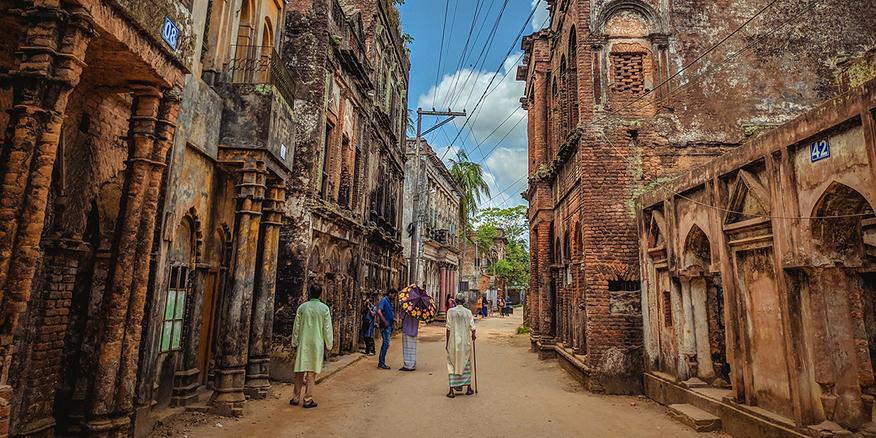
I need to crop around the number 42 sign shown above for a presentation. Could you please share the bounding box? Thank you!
[810,139,830,163]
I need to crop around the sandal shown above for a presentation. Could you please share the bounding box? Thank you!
[466,387,474,396]
[446,389,455,398]
[289,398,299,406]
[302,399,318,409]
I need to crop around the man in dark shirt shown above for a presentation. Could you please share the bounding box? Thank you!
[376,288,395,369]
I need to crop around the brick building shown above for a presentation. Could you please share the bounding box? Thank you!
[518,0,876,395]
[0,0,194,435]
[402,139,462,315]
[131,0,296,428]
[275,0,409,362]
[637,67,876,437]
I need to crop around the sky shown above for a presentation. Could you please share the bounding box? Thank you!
[398,0,549,209]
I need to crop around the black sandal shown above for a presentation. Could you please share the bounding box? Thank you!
[302,399,318,409]
[290,398,300,406]
[446,389,455,398]
[466,386,474,396]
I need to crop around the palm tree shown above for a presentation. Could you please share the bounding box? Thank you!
[449,150,491,236]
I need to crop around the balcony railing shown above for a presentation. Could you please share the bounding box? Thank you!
[224,45,296,108]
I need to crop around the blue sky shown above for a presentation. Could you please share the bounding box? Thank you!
[398,0,549,208]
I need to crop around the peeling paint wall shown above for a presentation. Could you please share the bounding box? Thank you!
[638,78,876,434]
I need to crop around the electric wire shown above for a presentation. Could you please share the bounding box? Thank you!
[432,0,450,109]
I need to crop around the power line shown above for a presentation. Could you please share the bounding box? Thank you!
[432,0,450,109]
[446,0,543,149]
[442,0,487,108]
[453,0,512,109]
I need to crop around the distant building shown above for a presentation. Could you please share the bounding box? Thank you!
[459,228,508,312]
[402,139,462,314]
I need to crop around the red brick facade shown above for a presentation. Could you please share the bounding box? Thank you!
[519,0,876,394]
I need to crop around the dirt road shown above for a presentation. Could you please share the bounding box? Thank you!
[179,312,721,437]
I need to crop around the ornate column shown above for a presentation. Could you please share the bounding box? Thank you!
[246,181,286,399]
[85,86,181,436]
[211,162,266,416]
[0,7,94,432]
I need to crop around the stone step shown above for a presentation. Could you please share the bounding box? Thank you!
[668,404,722,433]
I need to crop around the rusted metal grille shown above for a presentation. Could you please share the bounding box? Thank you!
[611,53,645,94]
[225,45,297,109]
[662,290,673,326]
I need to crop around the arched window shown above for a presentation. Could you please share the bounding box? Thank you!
[559,56,568,136]
[683,225,711,271]
[230,0,257,82]
[563,230,571,262]
[567,27,579,128]
[258,17,274,82]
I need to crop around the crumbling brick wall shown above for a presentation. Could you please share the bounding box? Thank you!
[519,0,876,394]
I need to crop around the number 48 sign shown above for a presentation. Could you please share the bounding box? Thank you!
[810,139,830,163]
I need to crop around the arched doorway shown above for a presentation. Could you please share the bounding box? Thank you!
[680,225,727,384]
[574,224,587,354]
[804,182,876,428]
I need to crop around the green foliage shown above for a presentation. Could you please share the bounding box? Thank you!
[449,150,491,236]
[475,205,528,243]
[516,325,531,335]
[474,224,497,254]
[472,206,530,288]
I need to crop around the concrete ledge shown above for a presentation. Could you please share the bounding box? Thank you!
[555,344,593,389]
[645,372,808,438]
[668,403,722,432]
[316,353,365,384]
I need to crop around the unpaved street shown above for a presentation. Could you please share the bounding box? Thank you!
[181,312,722,437]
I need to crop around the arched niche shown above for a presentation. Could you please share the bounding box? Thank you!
[682,225,712,272]
[596,0,666,36]
[810,181,876,262]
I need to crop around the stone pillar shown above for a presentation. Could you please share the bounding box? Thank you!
[211,162,266,416]
[246,182,285,400]
[0,7,94,433]
[85,86,181,436]
[11,238,87,436]
[438,266,446,312]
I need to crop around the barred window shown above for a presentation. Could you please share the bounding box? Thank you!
[160,265,189,352]
[662,290,673,327]
[611,53,645,94]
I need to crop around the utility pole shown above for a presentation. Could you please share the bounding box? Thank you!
[409,108,466,286]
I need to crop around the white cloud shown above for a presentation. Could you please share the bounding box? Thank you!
[532,0,549,31]
[416,53,529,208]
[484,147,528,207]
[417,53,527,149]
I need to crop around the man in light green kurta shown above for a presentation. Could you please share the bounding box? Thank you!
[290,283,333,408]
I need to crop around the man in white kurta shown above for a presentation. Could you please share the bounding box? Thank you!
[445,294,476,398]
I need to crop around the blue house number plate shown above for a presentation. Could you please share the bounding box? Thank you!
[162,16,180,51]
[810,139,830,163]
